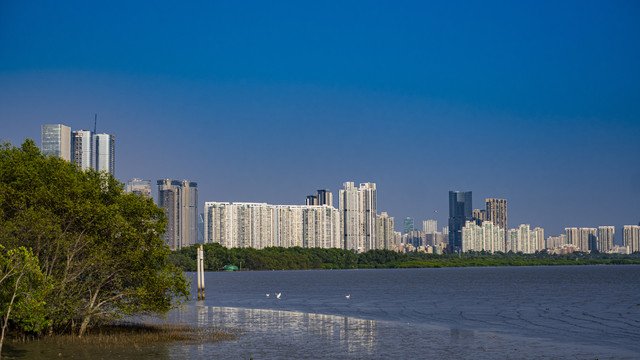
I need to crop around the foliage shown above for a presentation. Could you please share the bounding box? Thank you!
[168,244,640,272]
[0,245,51,355]
[0,139,190,338]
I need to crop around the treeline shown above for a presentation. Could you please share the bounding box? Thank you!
[168,243,640,272]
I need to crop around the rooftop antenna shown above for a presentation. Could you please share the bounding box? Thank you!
[93,114,97,133]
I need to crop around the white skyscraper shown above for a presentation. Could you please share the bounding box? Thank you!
[376,212,396,250]
[423,219,437,234]
[597,226,615,253]
[565,227,580,249]
[623,225,640,253]
[72,130,94,170]
[546,234,568,249]
[94,133,115,175]
[461,221,505,253]
[507,224,537,254]
[533,227,545,252]
[339,182,377,252]
[340,182,360,251]
[41,124,71,161]
[205,202,339,250]
[579,228,597,252]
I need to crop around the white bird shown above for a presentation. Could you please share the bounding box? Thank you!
[266,293,270,297]
[345,295,351,299]
[276,292,282,299]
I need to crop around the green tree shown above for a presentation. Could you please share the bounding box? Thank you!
[0,140,190,337]
[0,245,51,357]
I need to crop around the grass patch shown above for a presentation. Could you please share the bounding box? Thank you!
[8,322,240,348]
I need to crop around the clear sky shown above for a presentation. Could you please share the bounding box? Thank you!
[1,1,639,239]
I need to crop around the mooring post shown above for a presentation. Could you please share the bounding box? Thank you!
[199,244,205,300]
[197,244,203,300]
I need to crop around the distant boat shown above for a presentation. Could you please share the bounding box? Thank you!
[224,265,238,271]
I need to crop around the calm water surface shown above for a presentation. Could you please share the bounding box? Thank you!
[6,265,640,359]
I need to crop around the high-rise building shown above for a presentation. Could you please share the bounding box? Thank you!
[546,234,567,249]
[623,225,640,253]
[205,202,339,249]
[316,189,333,207]
[339,182,377,252]
[157,179,198,250]
[462,220,505,253]
[448,191,472,252]
[423,219,437,234]
[126,178,152,198]
[579,228,597,252]
[305,195,318,205]
[565,227,580,249]
[403,217,414,234]
[485,199,507,230]
[507,224,537,254]
[472,209,485,225]
[406,230,426,248]
[94,133,115,175]
[486,198,507,249]
[158,180,180,249]
[376,212,396,250]
[597,226,615,253]
[41,124,71,161]
[359,182,377,252]
[533,227,545,252]
[71,130,93,170]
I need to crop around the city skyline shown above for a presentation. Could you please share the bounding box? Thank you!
[1,1,639,237]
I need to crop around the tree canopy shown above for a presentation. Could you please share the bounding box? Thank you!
[0,139,189,342]
[168,243,640,272]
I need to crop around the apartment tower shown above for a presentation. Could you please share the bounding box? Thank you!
[339,182,377,252]
[157,179,198,250]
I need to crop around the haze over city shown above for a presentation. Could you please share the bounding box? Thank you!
[1,1,639,238]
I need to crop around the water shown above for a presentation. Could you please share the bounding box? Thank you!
[6,265,640,359]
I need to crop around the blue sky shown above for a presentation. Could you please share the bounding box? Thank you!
[1,1,639,239]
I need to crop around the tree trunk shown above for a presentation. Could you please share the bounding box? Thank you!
[78,315,91,338]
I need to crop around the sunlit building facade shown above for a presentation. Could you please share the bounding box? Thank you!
[597,226,615,253]
[623,225,640,253]
[507,224,538,254]
[423,219,437,234]
[157,179,198,250]
[461,221,505,253]
[376,212,396,250]
[205,202,339,250]
[125,178,152,198]
[533,227,545,252]
[339,182,377,252]
[546,234,567,249]
[579,228,598,252]
[565,227,580,250]
[94,133,115,175]
[41,124,71,161]
[71,130,93,170]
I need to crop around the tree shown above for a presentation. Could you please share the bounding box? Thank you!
[0,140,190,337]
[0,245,51,357]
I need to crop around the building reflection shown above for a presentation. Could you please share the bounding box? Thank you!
[171,305,378,356]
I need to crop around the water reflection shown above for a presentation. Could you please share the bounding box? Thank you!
[170,305,378,357]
